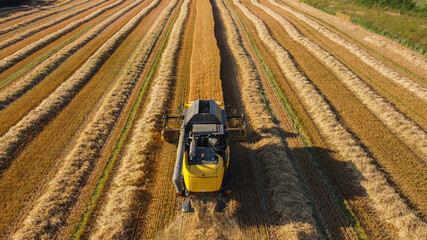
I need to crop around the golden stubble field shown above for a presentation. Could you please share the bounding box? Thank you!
[0,0,425,239]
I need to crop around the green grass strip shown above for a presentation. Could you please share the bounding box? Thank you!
[227,1,366,239]
[70,2,183,239]
[0,2,132,88]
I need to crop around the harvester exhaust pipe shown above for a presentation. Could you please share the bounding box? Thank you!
[172,126,186,194]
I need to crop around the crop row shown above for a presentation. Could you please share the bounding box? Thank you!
[0,0,76,24]
[270,0,426,100]
[0,0,110,50]
[363,35,427,69]
[0,0,125,73]
[0,0,158,183]
[251,0,427,160]
[0,0,143,110]
[219,0,321,238]
[11,1,175,238]
[0,0,97,35]
[234,0,427,238]
[90,0,188,238]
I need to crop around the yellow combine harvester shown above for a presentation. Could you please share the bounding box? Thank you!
[161,99,245,212]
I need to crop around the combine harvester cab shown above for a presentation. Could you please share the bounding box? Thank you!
[161,99,245,213]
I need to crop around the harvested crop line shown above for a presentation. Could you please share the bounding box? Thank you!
[0,0,144,110]
[0,0,97,36]
[0,0,125,73]
[0,0,112,50]
[220,0,320,238]
[90,0,189,238]
[0,0,100,35]
[0,0,77,24]
[12,1,177,239]
[251,0,427,160]
[233,0,427,238]
[0,0,160,178]
[0,9,40,25]
[363,35,427,70]
[271,0,427,100]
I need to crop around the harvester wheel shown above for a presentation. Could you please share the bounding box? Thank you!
[222,171,232,196]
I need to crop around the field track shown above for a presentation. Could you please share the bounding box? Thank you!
[0,0,425,239]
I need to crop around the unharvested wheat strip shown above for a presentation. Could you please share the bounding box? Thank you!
[0,0,98,35]
[189,0,223,101]
[233,1,427,238]
[0,0,111,50]
[251,0,427,160]
[0,0,161,175]
[269,0,427,98]
[0,0,144,110]
[90,0,189,238]
[12,1,176,239]
[219,0,320,238]
[0,0,125,73]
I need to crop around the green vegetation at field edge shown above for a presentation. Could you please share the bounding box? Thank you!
[299,0,427,55]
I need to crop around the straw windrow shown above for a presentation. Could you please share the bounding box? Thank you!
[234,0,427,238]
[0,0,161,176]
[11,1,176,239]
[0,0,144,110]
[0,0,97,35]
[270,0,427,97]
[0,0,76,25]
[252,0,427,160]
[90,0,190,238]
[218,0,320,238]
[0,0,125,73]
[0,0,109,50]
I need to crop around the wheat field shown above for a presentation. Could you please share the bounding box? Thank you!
[0,0,425,239]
